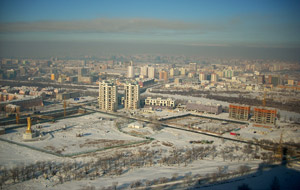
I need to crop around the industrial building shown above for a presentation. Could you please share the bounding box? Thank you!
[124,83,140,110]
[186,102,222,114]
[56,92,80,101]
[98,81,118,112]
[144,97,175,109]
[253,107,277,124]
[0,92,43,112]
[138,78,155,88]
[229,104,250,120]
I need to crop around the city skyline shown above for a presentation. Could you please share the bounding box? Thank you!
[0,0,299,59]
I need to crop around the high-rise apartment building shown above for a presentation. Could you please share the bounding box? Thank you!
[148,67,155,79]
[124,83,140,110]
[99,81,118,112]
[211,73,218,82]
[199,72,206,81]
[159,71,168,81]
[140,66,148,78]
[189,62,197,71]
[257,75,265,84]
[127,61,134,78]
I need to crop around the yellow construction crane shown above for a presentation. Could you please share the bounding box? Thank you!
[275,131,284,160]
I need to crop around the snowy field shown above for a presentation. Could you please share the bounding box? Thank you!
[1,110,299,190]
[1,113,143,156]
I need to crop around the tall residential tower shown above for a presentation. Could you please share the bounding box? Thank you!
[99,81,118,112]
[124,83,140,110]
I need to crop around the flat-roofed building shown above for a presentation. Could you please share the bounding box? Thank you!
[229,104,250,120]
[145,97,175,109]
[99,81,118,111]
[124,83,140,110]
[186,102,222,114]
[253,107,276,124]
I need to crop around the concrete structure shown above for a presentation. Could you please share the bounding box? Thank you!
[174,78,182,84]
[199,72,206,81]
[180,68,186,76]
[257,75,265,84]
[124,83,140,110]
[253,107,277,124]
[127,61,134,78]
[223,69,235,78]
[211,73,218,82]
[99,81,118,111]
[138,78,155,88]
[0,93,43,112]
[170,68,179,77]
[189,62,197,71]
[128,122,144,129]
[145,97,175,109]
[186,102,222,114]
[56,92,80,101]
[140,66,148,78]
[148,67,155,79]
[159,71,168,81]
[229,104,250,120]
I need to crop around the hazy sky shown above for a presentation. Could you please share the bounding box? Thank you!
[0,0,299,59]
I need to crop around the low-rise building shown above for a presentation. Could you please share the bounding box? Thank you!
[144,97,175,109]
[186,102,222,114]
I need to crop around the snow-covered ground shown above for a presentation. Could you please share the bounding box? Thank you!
[1,109,299,190]
[1,113,143,156]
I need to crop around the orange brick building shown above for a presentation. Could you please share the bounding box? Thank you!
[253,108,277,124]
[229,104,250,120]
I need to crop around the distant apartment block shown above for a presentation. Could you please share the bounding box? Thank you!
[127,61,134,78]
[140,65,148,78]
[199,72,206,81]
[223,69,235,79]
[253,107,277,124]
[138,78,155,88]
[98,81,118,112]
[148,67,155,79]
[229,104,250,120]
[159,71,168,81]
[124,83,140,110]
[145,97,175,109]
[0,92,43,112]
[56,92,80,101]
[257,75,265,84]
[211,73,218,83]
[186,102,222,114]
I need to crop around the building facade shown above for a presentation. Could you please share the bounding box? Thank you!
[229,104,250,120]
[145,97,175,109]
[98,81,118,111]
[124,83,140,110]
[127,61,134,78]
[159,71,168,81]
[148,67,155,79]
[253,107,277,124]
[186,102,222,115]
